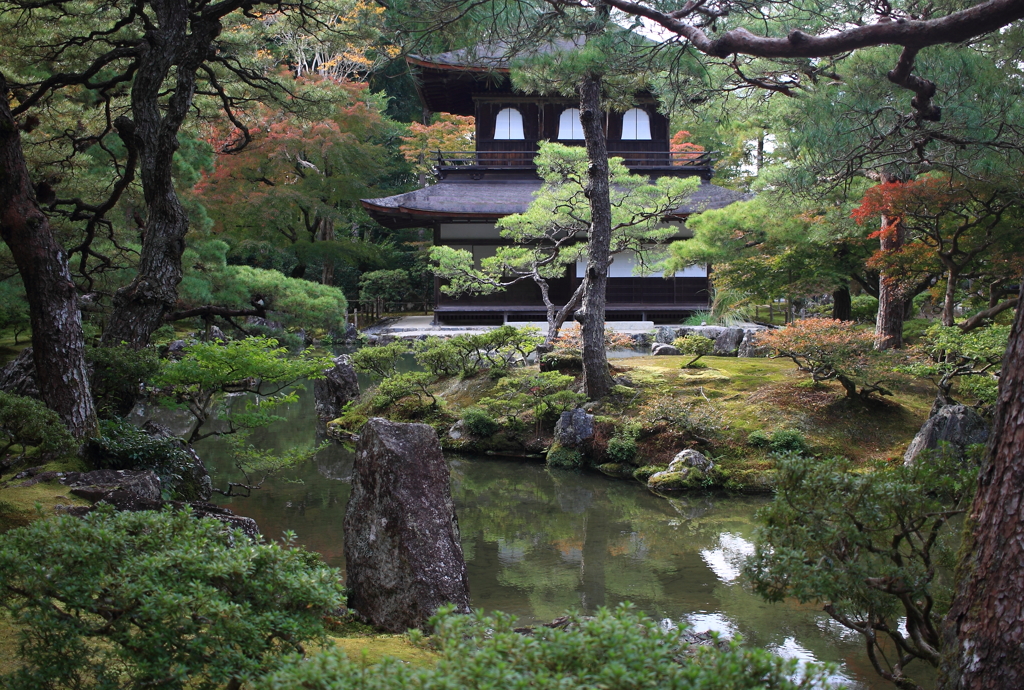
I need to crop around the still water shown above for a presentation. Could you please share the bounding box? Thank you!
[143,385,921,690]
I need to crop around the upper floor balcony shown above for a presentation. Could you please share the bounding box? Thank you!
[434,143,717,181]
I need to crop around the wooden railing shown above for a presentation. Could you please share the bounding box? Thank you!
[435,149,716,170]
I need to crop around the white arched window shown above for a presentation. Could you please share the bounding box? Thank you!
[621,108,652,140]
[558,108,584,140]
[494,108,525,140]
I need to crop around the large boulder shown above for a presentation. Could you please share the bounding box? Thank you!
[554,408,595,448]
[343,418,470,632]
[711,328,745,356]
[0,348,39,398]
[651,343,680,356]
[904,404,990,465]
[314,355,360,421]
[647,449,715,491]
[61,469,163,509]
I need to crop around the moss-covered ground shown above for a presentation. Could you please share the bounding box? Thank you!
[333,352,936,491]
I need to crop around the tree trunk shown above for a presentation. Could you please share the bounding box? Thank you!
[874,214,906,350]
[0,76,97,438]
[103,3,220,348]
[941,265,959,327]
[578,71,614,400]
[832,285,852,321]
[541,276,587,345]
[318,217,336,286]
[939,280,1024,690]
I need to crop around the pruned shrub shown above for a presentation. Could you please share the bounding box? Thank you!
[461,408,499,437]
[257,604,828,690]
[755,318,898,399]
[769,429,808,455]
[0,391,76,459]
[747,430,770,448]
[0,506,344,690]
[672,334,715,367]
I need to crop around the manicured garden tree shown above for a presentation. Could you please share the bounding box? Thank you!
[901,324,1010,411]
[755,318,898,399]
[747,451,975,690]
[431,142,697,345]
[0,506,344,690]
[673,334,714,368]
[151,336,332,496]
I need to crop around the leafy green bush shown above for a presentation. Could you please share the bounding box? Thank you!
[606,422,641,463]
[769,429,808,454]
[539,350,583,372]
[0,506,344,690]
[672,334,715,367]
[351,341,409,380]
[372,372,437,409]
[258,604,828,690]
[414,326,543,378]
[0,391,76,459]
[746,430,770,448]
[87,419,207,500]
[461,408,499,437]
[480,371,585,433]
[359,268,412,309]
[88,345,160,417]
[746,451,974,687]
[850,295,879,322]
[899,323,1009,408]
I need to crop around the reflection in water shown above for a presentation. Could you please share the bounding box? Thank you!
[170,385,918,690]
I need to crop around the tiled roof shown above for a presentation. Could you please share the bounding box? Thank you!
[362,179,749,228]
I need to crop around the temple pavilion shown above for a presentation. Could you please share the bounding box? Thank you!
[361,43,747,325]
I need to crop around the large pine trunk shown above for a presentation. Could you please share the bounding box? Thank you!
[103,2,219,347]
[874,214,906,349]
[832,285,852,321]
[939,280,1024,689]
[578,72,614,400]
[0,77,97,438]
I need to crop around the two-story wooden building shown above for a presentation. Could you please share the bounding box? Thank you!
[361,43,747,324]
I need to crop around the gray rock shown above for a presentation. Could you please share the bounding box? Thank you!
[738,330,769,357]
[712,328,745,356]
[0,348,39,398]
[447,419,468,441]
[166,340,188,356]
[554,408,595,448]
[61,469,163,507]
[668,449,714,474]
[314,355,360,421]
[904,404,990,465]
[344,418,470,632]
[207,325,227,342]
[651,343,680,356]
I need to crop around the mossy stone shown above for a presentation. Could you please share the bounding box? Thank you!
[546,443,583,469]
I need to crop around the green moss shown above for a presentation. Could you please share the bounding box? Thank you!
[546,444,583,469]
[720,468,778,492]
[328,635,438,668]
[632,465,667,482]
[596,463,634,478]
[646,468,707,491]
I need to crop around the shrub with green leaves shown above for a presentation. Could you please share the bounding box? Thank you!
[0,506,344,690]
[350,341,409,380]
[414,326,543,378]
[461,408,499,437]
[0,391,75,460]
[88,345,160,417]
[672,334,715,367]
[768,429,807,454]
[746,450,975,687]
[606,422,641,463]
[372,371,437,409]
[258,604,829,690]
[151,337,331,497]
[479,371,585,433]
[87,419,207,500]
[900,323,1009,408]
[746,430,770,448]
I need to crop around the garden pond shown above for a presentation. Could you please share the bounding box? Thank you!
[134,382,933,690]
